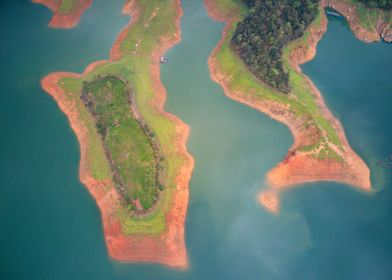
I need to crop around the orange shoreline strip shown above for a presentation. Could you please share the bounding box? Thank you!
[32,0,92,29]
[39,0,193,268]
[204,0,371,214]
[325,0,388,43]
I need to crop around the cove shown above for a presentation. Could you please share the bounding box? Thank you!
[1,0,391,279]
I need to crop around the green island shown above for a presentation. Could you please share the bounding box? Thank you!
[57,0,184,236]
[39,0,192,266]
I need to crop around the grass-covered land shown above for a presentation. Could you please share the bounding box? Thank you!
[211,0,344,161]
[357,0,392,10]
[81,76,163,211]
[57,0,184,235]
[348,0,392,32]
[59,0,74,14]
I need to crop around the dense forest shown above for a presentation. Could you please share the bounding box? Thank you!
[357,0,392,10]
[231,0,320,93]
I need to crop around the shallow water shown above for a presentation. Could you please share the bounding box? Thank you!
[1,1,391,279]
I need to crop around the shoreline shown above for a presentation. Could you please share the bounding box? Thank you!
[32,0,92,29]
[40,0,193,268]
[325,0,391,43]
[205,0,371,214]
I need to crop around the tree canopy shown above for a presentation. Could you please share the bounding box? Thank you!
[231,0,320,93]
[357,0,392,10]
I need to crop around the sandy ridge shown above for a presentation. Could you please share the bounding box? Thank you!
[204,0,371,214]
[32,0,92,29]
[40,0,193,268]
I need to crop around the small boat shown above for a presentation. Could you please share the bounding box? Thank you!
[160,56,168,64]
[326,9,343,18]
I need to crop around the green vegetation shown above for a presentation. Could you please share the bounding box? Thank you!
[349,0,392,32]
[231,0,320,93]
[212,0,344,161]
[357,0,392,10]
[57,0,185,235]
[81,76,163,211]
[211,0,247,16]
[59,0,74,14]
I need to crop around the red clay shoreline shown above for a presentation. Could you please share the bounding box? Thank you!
[40,0,193,268]
[33,0,92,29]
[205,0,372,214]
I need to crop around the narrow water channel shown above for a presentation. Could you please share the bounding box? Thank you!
[1,0,391,279]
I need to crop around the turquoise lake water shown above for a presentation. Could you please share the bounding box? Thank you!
[1,1,391,279]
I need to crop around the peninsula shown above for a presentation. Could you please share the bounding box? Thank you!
[205,0,391,213]
[35,0,193,268]
[33,0,92,28]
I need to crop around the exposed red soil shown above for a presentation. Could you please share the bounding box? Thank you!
[32,0,92,29]
[205,0,371,214]
[40,0,193,268]
[258,191,279,214]
[324,0,390,43]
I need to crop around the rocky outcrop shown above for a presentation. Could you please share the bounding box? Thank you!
[381,24,392,42]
